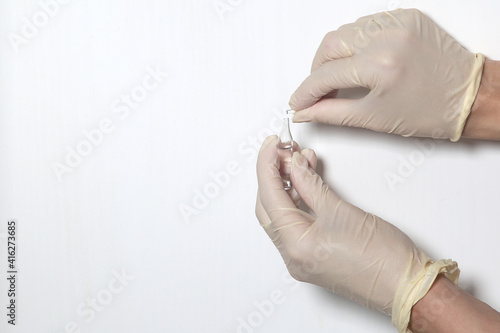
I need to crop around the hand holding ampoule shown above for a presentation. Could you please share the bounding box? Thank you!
[277,110,296,191]
[256,135,459,332]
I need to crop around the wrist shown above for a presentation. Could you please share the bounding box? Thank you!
[462,58,500,140]
[408,275,461,333]
[409,275,500,333]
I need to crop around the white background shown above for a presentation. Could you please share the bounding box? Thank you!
[1,0,500,332]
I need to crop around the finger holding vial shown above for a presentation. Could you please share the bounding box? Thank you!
[289,148,318,208]
[256,135,318,226]
[278,109,297,191]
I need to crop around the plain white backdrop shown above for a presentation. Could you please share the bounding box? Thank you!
[1,0,500,332]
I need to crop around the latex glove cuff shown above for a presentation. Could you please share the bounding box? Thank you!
[392,259,460,332]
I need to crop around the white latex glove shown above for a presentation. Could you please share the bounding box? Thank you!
[255,135,459,332]
[289,8,484,141]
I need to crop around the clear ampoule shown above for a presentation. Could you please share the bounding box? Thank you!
[277,109,294,191]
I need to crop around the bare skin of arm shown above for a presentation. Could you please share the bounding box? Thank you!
[409,275,500,333]
[462,58,500,140]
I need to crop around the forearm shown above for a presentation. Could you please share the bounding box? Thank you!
[409,275,500,333]
[462,58,500,140]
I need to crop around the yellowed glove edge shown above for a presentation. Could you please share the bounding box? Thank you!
[391,259,460,333]
[452,53,485,142]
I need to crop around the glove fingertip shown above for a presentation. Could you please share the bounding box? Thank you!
[292,151,309,169]
[300,149,317,170]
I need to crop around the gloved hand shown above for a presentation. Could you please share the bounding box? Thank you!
[289,8,485,141]
[256,135,459,332]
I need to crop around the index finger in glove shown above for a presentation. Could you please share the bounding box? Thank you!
[290,57,363,111]
[256,137,316,240]
[310,28,357,73]
[310,10,404,72]
[256,147,318,221]
[256,136,296,221]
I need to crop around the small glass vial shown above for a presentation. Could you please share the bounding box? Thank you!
[277,110,294,191]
